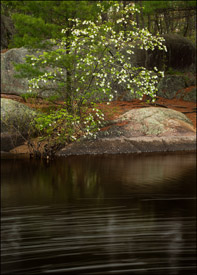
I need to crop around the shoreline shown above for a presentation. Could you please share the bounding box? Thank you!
[1,135,196,159]
[56,136,196,156]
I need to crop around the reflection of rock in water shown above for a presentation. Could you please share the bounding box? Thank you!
[97,153,196,187]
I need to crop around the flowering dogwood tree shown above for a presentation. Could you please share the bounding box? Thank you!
[25,1,167,142]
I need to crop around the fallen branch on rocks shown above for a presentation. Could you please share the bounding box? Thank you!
[149,102,169,108]
[182,111,196,114]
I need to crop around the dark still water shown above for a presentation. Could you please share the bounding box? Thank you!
[1,153,196,275]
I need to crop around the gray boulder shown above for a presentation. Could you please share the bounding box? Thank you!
[176,86,196,102]
[157,74,196,101]
[1,47,29,95]
[144,34,196,72]
[184,73,196,87]
[157,75,186,99]
[1,46,67,99]
[1,98,38,151]
[57,107,196,156]
[113,107,195,137]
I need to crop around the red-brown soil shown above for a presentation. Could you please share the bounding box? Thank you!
[1,93,196,129]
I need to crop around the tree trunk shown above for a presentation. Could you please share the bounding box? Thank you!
[135,0,140,28]
[65,28,73,113]
[122,1,128,40]
[154,14,159,35]
[140,0,145,29]
[147,14,151,32]
[183,11,191,37]
[164,12,170,33]
[101,12,108,23]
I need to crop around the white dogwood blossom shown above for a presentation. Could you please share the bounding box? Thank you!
[26,1,166,141]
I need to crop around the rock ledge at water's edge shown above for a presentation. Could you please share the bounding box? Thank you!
[56,107,196,156]
[56,136,196,156]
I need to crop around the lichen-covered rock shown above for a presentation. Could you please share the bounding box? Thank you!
[157,71,196,101]
[1,47,29,95]
[176,86,196,102]
[56,107,196,156]
[1,98,37,133]
[184,73,196,87]
[1,98,38,151]
[1,47,66,98]
[105,107,195,137]
[157,75,186,99]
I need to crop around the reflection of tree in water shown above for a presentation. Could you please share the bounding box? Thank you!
[1,153,196,205]
[31,158,104,201]
[67,159,104,199]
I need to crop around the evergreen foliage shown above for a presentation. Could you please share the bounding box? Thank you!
[1,1,100,49]
[1,0,196,49]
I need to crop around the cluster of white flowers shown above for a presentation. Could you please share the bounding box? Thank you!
[28,71,58,93]
[116,18,124,24]
[30,57,37,61]
[27,0,168,140]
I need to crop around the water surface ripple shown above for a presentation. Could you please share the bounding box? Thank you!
[1,153,196,274]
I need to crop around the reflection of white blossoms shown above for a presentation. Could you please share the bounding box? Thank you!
[166,220,182,270]
[2,221,21,255]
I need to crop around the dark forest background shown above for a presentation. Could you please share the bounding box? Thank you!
[1,1,196,50]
